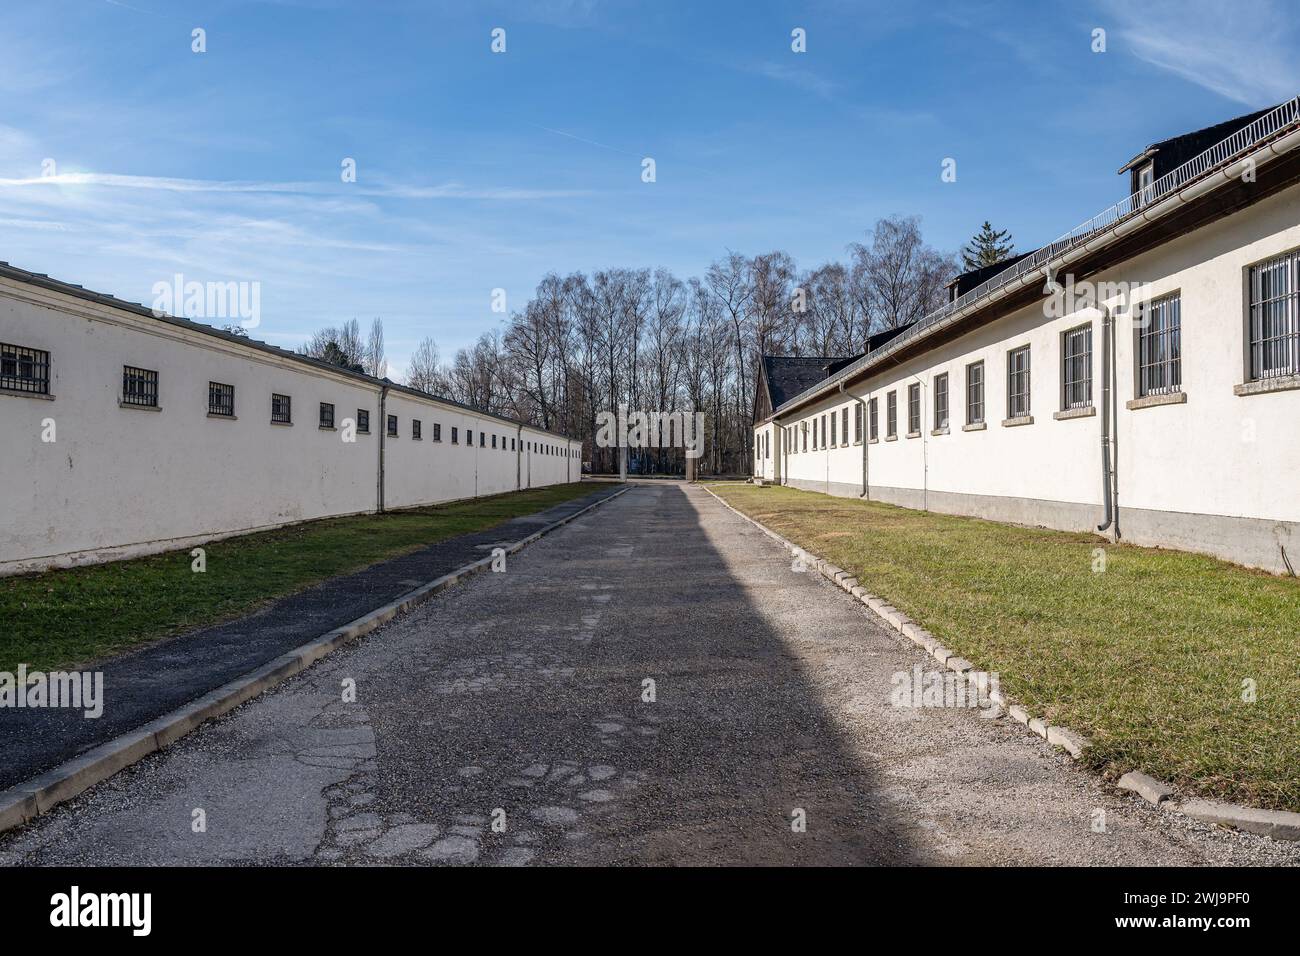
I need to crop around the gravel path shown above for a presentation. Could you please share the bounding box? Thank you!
[4,482,1296,866]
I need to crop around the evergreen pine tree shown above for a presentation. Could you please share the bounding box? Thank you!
[961,221,1015,271]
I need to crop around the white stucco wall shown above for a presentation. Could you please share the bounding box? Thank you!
[0,278,581,574]
[767,182,1300,570]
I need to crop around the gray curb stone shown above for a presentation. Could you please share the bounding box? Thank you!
[0,485,630,836]
[1176,799,1300,841]
[1027,717,1049,739]
[1118,771,1175,805]
[946,657,974,674]
[1007,705,1030,726]
[1046,726,1091,758]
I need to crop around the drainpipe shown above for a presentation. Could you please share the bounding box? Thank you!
[1096,307,1118,537]
[377,378,390,513]
[841,381,869,498]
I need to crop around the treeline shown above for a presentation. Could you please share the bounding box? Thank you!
[305,214,962,476]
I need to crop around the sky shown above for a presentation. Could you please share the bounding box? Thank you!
[2,0,1298,377]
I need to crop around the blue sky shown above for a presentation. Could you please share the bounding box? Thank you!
[2,0,1297,375]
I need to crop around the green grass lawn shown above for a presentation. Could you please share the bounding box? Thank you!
[1,483,599,674]
[710,483,1300,811]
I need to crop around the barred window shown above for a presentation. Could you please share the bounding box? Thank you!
[357,409,370,433]
[886,391,897,437]
[492,433,497,449]
[1137,294,1182,396]
[123,366,159,407]
[934,372,948,430]
[466,429,473,446]
[869,397,878,440]
[1247,250,1299,380]
[319,402,335,428]
[966,361,984,425]
[433,423,442,442]
[1007,346,1031,419]
[480,431,486,447]
[907,383,920,434]
[271,393,291,423]
[1061,324,1093,409]
[510,437,515,450]
[413,419,422,440]
[854,403,863,442]
[0,342,50,395]
[387,414,398,437]
[208,381,235,417]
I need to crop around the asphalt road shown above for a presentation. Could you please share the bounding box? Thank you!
[4,482,1296,866]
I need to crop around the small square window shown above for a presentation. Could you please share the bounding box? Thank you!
[123,366,159,408]
[271,392,292,423]
[319,402,335,429]
[1,342,50,395]
[208,381,235,417]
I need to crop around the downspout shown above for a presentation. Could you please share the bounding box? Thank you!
[377,378,390,513]
[841,381,869,498]
[1096,306,1117,536]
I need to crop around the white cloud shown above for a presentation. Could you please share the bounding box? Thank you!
[1103,0,1300,106]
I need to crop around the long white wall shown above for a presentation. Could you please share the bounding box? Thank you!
[764,183,1300,573]
[0,277,580,575]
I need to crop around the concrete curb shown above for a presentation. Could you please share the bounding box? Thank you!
[0,485,630,837]
[700,484,1300,843]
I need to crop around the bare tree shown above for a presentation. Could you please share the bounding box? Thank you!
[405,336,445,394]
[365,317,387,378]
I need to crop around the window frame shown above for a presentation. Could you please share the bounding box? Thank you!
[1246,248,1300,381]
[966,360,985,426]
[1061,323,1093,410]
[0,342,51,396]
[356,409,370,434]
[1006,345,1031,420]
[122,365,159,408]
[933,372,949,431]
[886,390,897,438]
[907,383,920,436]
[319,401,335,429]
[268,392,291,424]
[1136,292,1183,397]
[208,381,235,417]
[387,413,398,437]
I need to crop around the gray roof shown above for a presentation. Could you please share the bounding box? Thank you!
[761,355,847,408]
[0,259,574,442]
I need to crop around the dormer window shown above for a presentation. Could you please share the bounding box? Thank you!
[1137,162,1155,205]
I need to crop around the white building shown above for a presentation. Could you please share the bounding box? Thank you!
[0,265,581,576]
[754,99,1300,574]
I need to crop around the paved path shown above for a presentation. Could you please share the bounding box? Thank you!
[0,486,624,790]
[4,483,1296,865]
